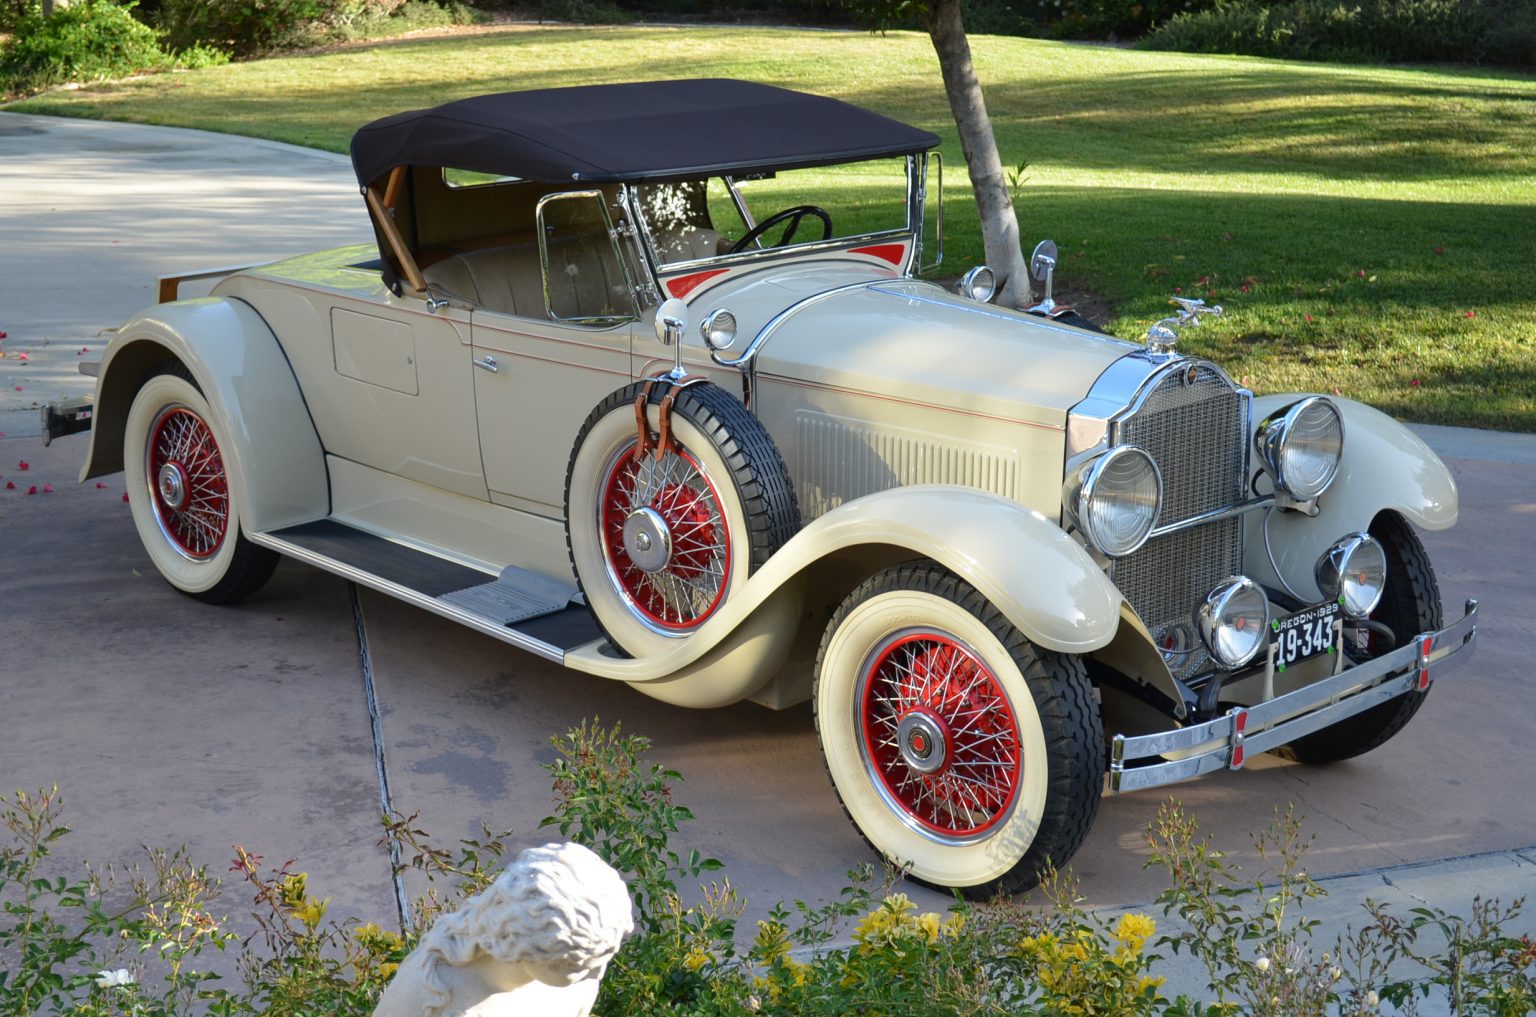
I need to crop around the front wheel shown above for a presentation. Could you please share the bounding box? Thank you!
[1278,513,1442,764]
[123,364,278,604]
[814,563,1104,898]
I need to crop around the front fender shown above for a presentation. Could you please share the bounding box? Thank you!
[565,485,1124,707]
[1243,395,1457,601]
[81,297,328,533]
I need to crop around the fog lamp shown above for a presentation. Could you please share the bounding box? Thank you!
[1196,576,1270,669]
[957,265,997,303]
[700,308,738,352]
[1315,532,1387,618]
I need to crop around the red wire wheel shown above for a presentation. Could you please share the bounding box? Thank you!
[858,631,1023,841]
[598,443,732,632]
[145,405,230,560]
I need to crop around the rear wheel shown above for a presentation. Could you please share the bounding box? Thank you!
[123,364,277,604]
[1278,514,1441,764]
[814,563,1103,898]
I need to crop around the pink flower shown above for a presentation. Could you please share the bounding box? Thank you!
[41,483,53,493]
[17,353,26,362]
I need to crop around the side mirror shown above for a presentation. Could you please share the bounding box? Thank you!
[654,297,688,346]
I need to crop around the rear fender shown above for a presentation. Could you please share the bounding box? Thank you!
[1243,395,1457,602]
[565,485,1127,707]
[82,297,328,533]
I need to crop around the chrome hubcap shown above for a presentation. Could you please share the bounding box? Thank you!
[622,507,672,574]
[157,462,188,511]
[896,711,949,775]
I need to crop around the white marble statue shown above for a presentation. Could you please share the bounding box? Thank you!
[373,841,633,1017]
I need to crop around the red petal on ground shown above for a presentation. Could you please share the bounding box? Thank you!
[1465,310,1477,317]
[26,485,36,495]
[122,492,130,502]
[18,460,28,469]
[96,482,107,489]
[41,483,53,493]
[4,481,12,490]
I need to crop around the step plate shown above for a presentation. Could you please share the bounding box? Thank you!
[440,567,576,626]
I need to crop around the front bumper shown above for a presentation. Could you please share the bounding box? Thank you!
[1106,599,1479,795]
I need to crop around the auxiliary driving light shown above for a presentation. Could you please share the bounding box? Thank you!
[1196,576,1271,670]
[700,308,738,352]
[1315,532,1387,618]
[1254,396,1344,501]
[957,265,997,304]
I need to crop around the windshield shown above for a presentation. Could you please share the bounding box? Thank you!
[636,158,911,266]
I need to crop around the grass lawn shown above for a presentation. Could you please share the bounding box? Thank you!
[10,25,1535,430]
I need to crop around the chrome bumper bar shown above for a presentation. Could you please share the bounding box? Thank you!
[1106,599,1478,795]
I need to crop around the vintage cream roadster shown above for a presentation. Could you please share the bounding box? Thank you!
[54,79,1478,895]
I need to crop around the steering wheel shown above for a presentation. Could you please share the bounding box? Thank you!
[728,205,833,254]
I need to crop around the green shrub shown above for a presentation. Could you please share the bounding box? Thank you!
[156,0,410,56]
[1142,0,1536,68]
[0,0,42,33]
[0,0,169,94]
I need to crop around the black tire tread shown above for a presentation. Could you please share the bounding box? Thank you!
[813,561,1104,899]
[141,362,279,605]
[563,379,800,653]
[1276,514,1441,764]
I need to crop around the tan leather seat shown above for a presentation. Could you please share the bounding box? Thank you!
[422,234,634,320]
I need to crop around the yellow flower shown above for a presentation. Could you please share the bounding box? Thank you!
[917,912,942,943]
[377,962,399,981]
[1113,912,1156,954]
[278,873,308,911]
[291,896,330,929]
[683,947,711,972]
[1134,974,1166,997]
[354,922,382,940]
[754,920,791,962]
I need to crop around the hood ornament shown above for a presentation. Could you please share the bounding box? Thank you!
[1146,296,1223,354]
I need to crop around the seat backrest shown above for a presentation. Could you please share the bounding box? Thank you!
[421,243,546,318]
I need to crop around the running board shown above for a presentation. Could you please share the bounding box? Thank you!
[253,519,599,663]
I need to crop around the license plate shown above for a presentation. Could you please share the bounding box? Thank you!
[1272,602,1341,671]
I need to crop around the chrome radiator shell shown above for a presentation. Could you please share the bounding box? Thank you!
[1069,357,1251,681]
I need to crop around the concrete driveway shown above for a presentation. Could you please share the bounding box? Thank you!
[3,112,1535,955]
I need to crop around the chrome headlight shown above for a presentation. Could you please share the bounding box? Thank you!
[1255,396,1344,501]
[957,265,997,303]
[1315,532,1387,618]
[1065,446,1162,558]
[1196,576,1270,669]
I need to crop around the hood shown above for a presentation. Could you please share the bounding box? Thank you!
[703,272,1136,430]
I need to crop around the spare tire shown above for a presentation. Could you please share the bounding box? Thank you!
[564,379,799,657]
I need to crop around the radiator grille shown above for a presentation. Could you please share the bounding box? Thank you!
[1111,363,1248,680]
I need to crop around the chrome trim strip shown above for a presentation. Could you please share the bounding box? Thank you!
[249,531,568,664]
[657,228,914,275]
[1105,599,1477,795]
[1147,496,1276,538]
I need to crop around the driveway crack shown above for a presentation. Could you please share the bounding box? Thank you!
[351,583,409,931]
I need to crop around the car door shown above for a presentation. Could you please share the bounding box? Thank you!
[470,190,643,517]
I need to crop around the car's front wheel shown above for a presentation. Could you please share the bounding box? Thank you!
[814,562,1104,898]
[1278,513,1442,764]
[123,364,277,604]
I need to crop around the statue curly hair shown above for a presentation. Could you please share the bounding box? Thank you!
[374,841,632,1017]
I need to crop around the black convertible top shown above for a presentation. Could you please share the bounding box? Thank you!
[350,78,940,187]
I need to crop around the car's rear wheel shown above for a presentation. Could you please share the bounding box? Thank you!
[814,562,1103,898]
[565,379,798,657]
[123,364,277,604]
[1278,513,1442,764]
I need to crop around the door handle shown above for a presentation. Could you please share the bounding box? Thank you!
[474,355,499,373]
